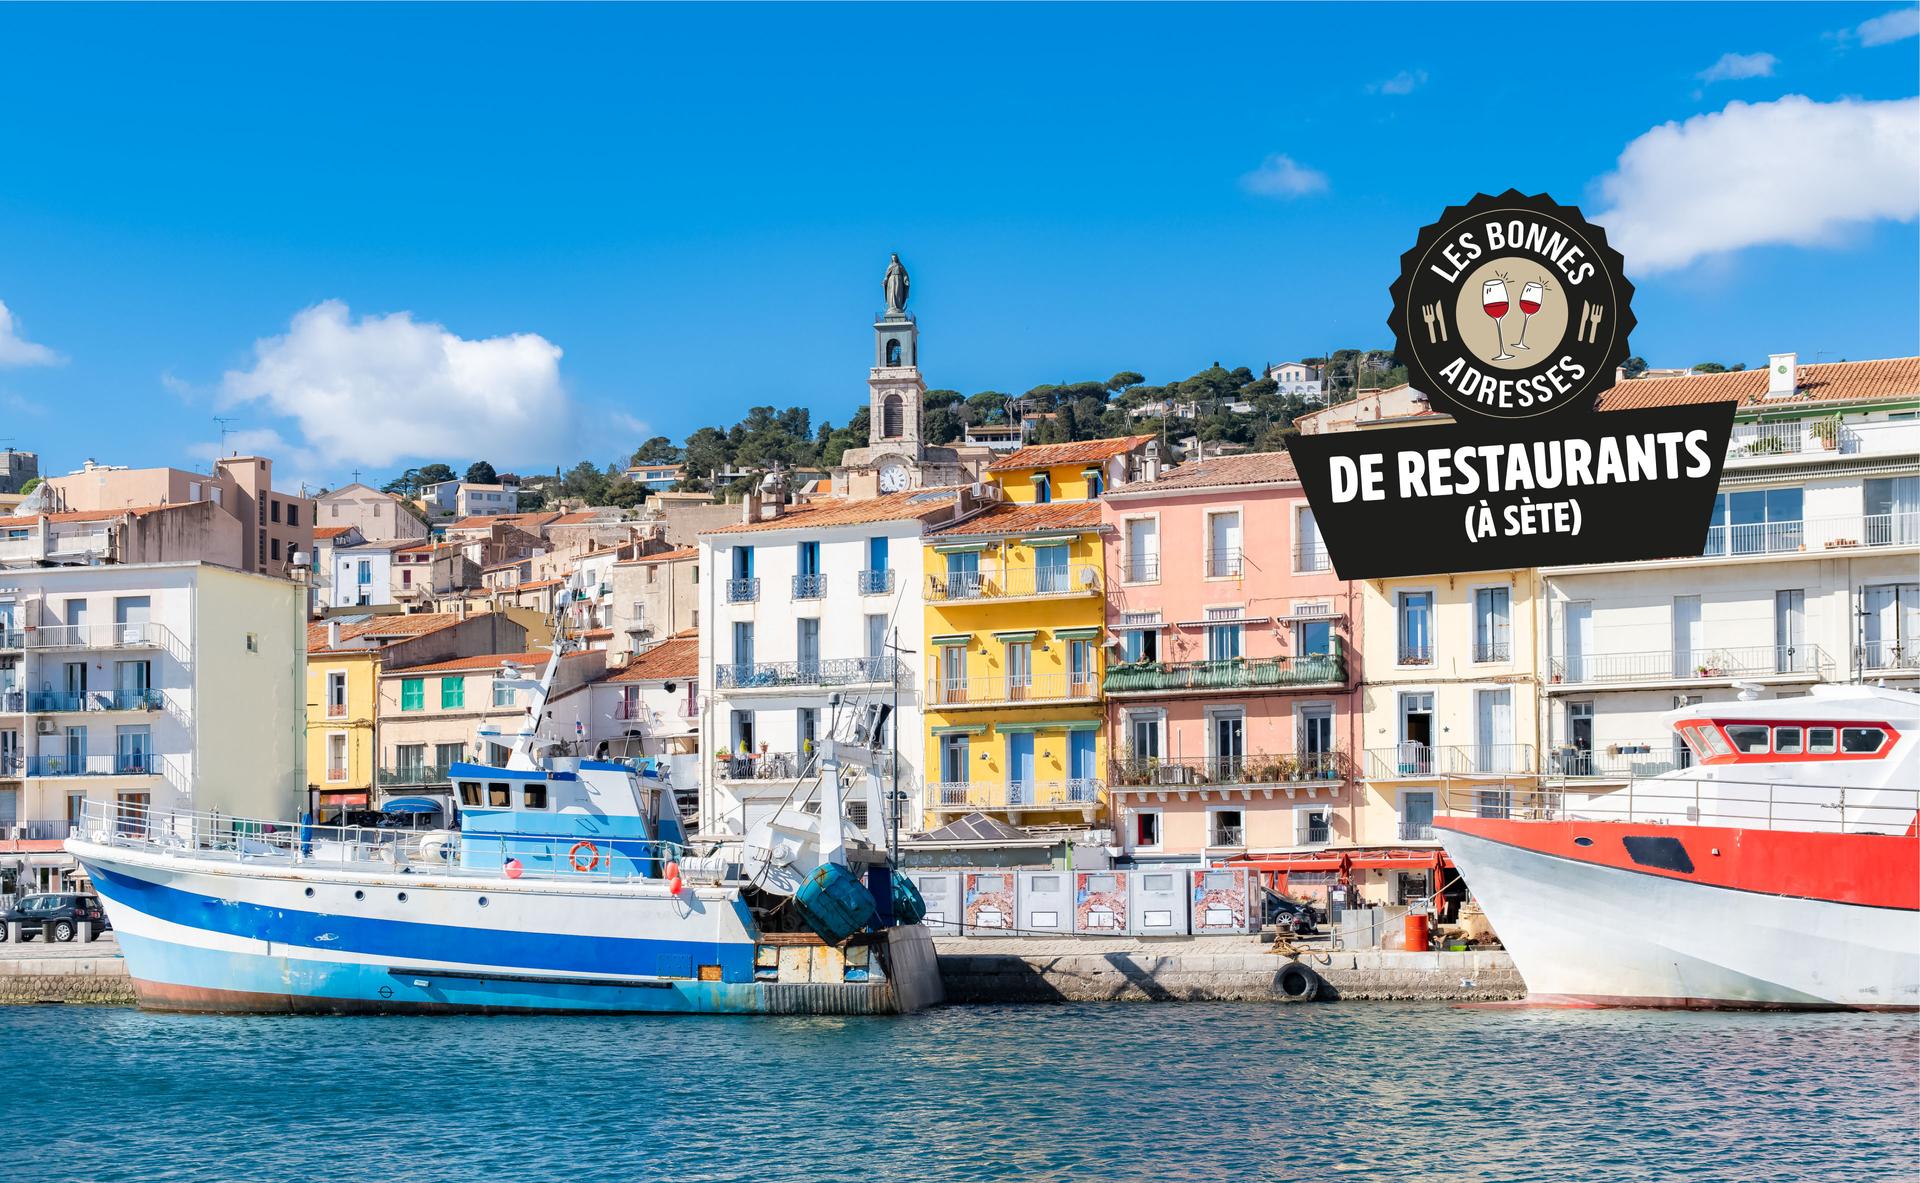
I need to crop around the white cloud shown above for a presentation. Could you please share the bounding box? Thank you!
[1595,94,1920,272]
[1696,51,1777,83]
[1240,154,1329,198]
[1369,69,1428,96]
[221,300,571,470]
[608,411,651,438]
[0,299,60,367]
[1855,6,1919,46]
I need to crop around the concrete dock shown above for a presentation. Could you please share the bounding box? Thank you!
[1,931,1521,1007]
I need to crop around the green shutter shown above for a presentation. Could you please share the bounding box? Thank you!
[441,676,465,709]
[401,678,423,712]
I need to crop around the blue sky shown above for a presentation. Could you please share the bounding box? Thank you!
[0,3,1915,491]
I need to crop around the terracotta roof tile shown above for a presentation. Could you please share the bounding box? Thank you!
[608,634,698,682]
[0,501,205,530]
[385,650,565,675]
[1126,451,1299,493]
[547,511,606,526]
[514,577,563,591]
[312,526,356,540]
[1596,358,1920,411]
[306,612,466,654]
[928,499,1102,538]
[986,434,1156,472]
[701,488,969,536]
[447,512,559,531]
[615,546,698,566]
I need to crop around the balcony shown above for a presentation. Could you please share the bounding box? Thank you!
[1204,548,1243,579]
[26,753,161,777]
[1399,820,1437,841]
[25,622,179,652]
[925,672,1099,708]
[1210,825,1247,848]
[1120,554,1159,583]
[1473,641,1512,663]
[326,701,349,719]
[1366,745,1440,779]
[1109,751,1351,789]
[1104,647,1345,696]
[1861,639,1920,673]
[27,689,164,713]
[378,763,458,787]
[725,578,760,604]
[791,573,827,600]
[0,688,24,713]
[1445,743,1535,775]
[1693,513,1920,560]
[925,565,1101,602]
[1544,740,1681,780]
[1397,643,1433,666]
[0,629,22,650]
[1294,544,1332,574]
[714,657,899,690]
[1549,644,1830,687]
[929,779,1103,811]
[857,569,895,595]
[717,751,806,781]
[1724,416,1865,462]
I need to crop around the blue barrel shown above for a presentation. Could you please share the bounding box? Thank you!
[794,863,877,945]
[890,870,927,925]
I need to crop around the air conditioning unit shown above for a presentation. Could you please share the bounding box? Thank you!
[36,718,56,735]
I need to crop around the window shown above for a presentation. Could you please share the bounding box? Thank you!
[1133,809,1161,850]
[1004,641,1033,695]
[493,679,516,708]
[270,500,282,524]
[882,393,904,437]
[1774,727,1803,755]
[1861,582,1920,670]
[1085,469,1103,498]
[1206,621,1242,661]
[1725,725,1770,754]
[522,783,548,809]
[441,676,465,709]
[939,733,970,787]
[1295,618,1332,657]
[1864,476,1920,546]
[326,733,348,782]
[326,671,347,717]
[944,550,981,598]
[436,742,466,770]
[797,707,820,752]
[288,504,300,527]
[1397,592,1433,664]
[1127,711,1161,761]
[1121,614,1159,662]
[271,538,282,561]
[1841,727,1889,754]
[400,678,424,711]
[458,782,482,806]
[487,782,511,807]
[1032,473,1051,504]
[1210,808,1245,847]
[395,743,427,775]
[1032,543,1068,593]
[1205,510,1242,577]
[866,614,888,663]
[1295,508,1327,572]
[1473,586,1511,662]
[1124,518,1158,582]
[1775,589,1804,673]
[1703,487,1804,555]
[1808,727,1837,754]
[1069,639,1094,693]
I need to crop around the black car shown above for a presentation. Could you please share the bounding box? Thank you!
[0,892,110,942]
[1262,891,1320,935]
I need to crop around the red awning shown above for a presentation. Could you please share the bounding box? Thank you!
[1223,849,1452,874]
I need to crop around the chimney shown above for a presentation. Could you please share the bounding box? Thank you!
[1766,352,1798,398]
[327,620,341,649]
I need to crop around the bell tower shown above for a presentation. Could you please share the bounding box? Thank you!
[869,254,925,455]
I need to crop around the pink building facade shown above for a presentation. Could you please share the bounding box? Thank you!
[1100,453,1360,866]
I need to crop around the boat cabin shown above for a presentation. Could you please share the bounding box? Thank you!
[449,759,690,877]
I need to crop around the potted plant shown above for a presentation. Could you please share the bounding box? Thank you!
[1811,417,1839,450]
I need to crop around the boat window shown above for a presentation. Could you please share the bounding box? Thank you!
[1724,725,1771,754]
[1807,727,1837,754]
[522,783,548,809]
[487,782,511,807]
[1773,727,1803,754]
[1840,727,1888,754]
[1692,725,1733,758]
[458,782,482,806]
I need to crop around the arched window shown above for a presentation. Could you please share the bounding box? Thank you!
[882,394,905,439]
[886,338,902,366]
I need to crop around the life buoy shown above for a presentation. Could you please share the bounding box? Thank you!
[568,841,601,872]
[1277,961,1322,1002]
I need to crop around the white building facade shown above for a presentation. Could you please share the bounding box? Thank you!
[330,541,401,610]
[0,562,307,891]
[697,490,967,837]
[1538,359,1920,785]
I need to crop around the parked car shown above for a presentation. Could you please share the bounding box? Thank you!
[0,892,110,942]
[1262,891,1320,935]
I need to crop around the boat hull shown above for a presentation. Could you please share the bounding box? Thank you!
[72,840,942,1016]
[1438,820,1920,1011]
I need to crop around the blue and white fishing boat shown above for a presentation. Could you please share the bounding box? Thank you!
[66,592,941,1015]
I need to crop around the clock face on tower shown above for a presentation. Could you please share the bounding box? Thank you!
[878,463,910,493]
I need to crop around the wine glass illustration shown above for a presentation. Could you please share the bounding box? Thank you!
[1512,279,1545,351]
[1482,277,1514,361]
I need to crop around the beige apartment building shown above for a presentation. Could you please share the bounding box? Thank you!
[609,546,698,661]
[314,483,427,543]
[48,455,314,580]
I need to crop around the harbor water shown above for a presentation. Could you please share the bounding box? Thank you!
[5,1004,1915,1182]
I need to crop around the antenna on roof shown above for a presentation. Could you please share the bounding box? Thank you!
[213,417,238,456]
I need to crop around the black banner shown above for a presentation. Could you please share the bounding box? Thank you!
[1287,402,1736,580]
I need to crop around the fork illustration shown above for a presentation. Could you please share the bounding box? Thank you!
[1588,303,1604,342]
[1421,304,1436,344]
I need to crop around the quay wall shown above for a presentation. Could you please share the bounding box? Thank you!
[935,938,1524,1003]
[0,951,135,1006]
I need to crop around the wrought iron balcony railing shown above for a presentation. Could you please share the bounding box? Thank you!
[25,622,179,651]
[1445,743,1535,775]
[0,629,23,650]
[1294,544,1332,574]
[857,569,895,595]
[1108,750,1351,789]
[715,657,898,690]
[1399,820,1437,841]
[1549,643,1829,685]
[27,689,164,713]
[925,565,1102,601]
[791,573,827,600]
[930,779,1103,809]
[1204,547,1243,578]
[1543,740,1681,780]
[724,577,760,604]
[1121,554,1159,583]
[925,672,1099,707]
[1860,639,1920,672]
[1103,647,1345,695]
[26,753,161,777]
[1699,512,1919,558]
[1366,745,1440,779]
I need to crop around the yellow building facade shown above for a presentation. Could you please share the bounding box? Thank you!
[305,644,379,811]
[919,436,1155,833]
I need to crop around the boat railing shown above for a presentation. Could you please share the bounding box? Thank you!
[72,799,730,886]
[1440,779,1920,836]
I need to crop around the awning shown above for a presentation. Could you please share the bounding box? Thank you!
[992,630,1038,643]
[379,796,445,814]
[931,633,972,647]
[1053,627,1102,640]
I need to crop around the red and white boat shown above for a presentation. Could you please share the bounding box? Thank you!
[1438,685,1920,1010]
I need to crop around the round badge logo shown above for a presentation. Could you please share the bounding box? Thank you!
[1388,190,1635,421]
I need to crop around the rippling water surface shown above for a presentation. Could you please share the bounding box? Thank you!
[6,1003,1916,1182]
